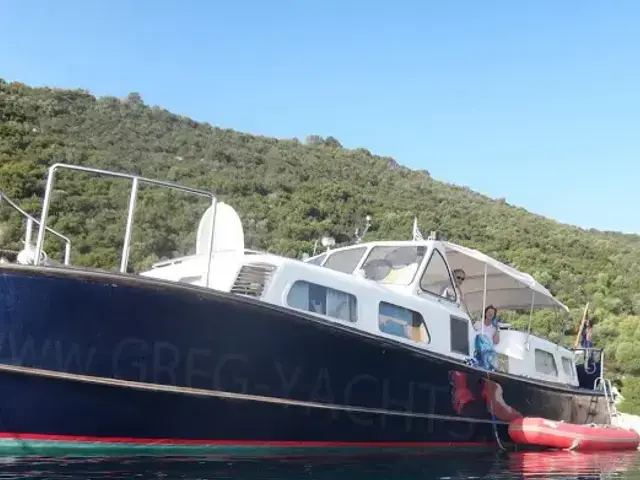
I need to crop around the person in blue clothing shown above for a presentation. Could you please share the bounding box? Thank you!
[473,305,500,370]
[474,305,500,345]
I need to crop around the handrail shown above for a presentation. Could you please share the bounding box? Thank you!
[0,190,72,265]
[571,346,604,376]
[34,163,218,287]
[605,378,617,419]
[594,376,617,422]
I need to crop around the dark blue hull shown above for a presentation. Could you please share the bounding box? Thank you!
[0,265,609,456]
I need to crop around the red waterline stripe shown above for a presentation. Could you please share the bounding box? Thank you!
[0,433,494,448]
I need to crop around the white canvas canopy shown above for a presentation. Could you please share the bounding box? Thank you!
[441,241,568,314]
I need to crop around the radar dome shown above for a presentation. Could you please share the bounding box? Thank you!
[196,202,244,257]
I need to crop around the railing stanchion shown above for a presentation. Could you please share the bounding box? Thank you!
[64,242,71,266]
[120,177,139,273]
[34,164,59,266]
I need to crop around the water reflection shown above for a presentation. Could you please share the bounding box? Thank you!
[0,451,638,480]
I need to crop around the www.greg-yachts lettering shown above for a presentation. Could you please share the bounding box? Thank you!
[0,334,461,434]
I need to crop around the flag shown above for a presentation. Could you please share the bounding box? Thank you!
[412,216,424,241]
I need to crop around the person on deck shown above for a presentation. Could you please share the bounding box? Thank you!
[474,305,500,345]
[472,305,500,371]
[581,317,594,349]
[442,268,466,303]
[580,316,596,366]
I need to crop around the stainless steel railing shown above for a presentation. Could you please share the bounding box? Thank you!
[34,163,218,286]
[0,190,72,265]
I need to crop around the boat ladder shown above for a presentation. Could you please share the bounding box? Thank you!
[595,376,618,422]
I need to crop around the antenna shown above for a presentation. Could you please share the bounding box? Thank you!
[354,214,372,244]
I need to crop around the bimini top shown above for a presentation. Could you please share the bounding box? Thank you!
[441,240,568,314]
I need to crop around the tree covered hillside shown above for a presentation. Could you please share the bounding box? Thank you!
[1,78,640,411]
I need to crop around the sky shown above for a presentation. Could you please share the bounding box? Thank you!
[1,1,639,233]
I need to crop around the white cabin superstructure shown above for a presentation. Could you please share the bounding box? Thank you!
[140,204,580,390]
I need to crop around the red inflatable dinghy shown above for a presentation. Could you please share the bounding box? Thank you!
[508,417,640,451]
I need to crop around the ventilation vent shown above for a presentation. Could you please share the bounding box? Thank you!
[230,263,276,298]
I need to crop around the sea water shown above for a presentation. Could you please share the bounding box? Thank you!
[1,451,639,480]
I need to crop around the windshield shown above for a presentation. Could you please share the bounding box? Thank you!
[361,245,427,286]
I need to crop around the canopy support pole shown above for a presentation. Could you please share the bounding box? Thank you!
[481,262,488,333]
[553,306,561,351]
[526,290,536,348]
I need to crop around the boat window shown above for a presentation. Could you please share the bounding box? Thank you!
[306,253,326,265]
[323,247,367,274]
[561,357,574,377]
[419,249,457,302]
[378,302,430,344]
[287,281,357,323]
[450,316,470,355]
[534,349,558,377]
[361,245,427,286]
